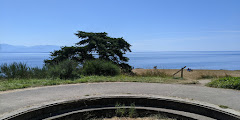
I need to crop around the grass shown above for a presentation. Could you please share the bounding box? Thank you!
[95,102,174,120]
[133,69,240,80]
[199,73,232,79]
[199,75,218,79]
[1,68,239,91]
[207,77,240,90]
[219,105,229,109]
[0,75,183,91]
[137,69,169,77]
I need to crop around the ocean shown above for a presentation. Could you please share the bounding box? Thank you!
[0,51,240,70]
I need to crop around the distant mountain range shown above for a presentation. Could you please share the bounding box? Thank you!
[0,44,61,53]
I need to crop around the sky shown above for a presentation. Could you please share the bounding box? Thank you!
[0,0,240,51]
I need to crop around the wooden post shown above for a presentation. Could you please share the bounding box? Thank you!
[173,66,186,78]
[181,69,183,78]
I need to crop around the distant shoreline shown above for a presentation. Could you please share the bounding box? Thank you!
[1,51,240,70]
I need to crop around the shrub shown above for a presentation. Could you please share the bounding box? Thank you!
[0,62,30,79]
[82,59,120,76]
[207,77,240,90]
[47,59,81,79]
[29,67,48,79]
[0,62,50,79]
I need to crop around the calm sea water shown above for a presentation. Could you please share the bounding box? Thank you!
[0,51,240,70]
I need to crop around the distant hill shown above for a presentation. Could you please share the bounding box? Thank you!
[0,44,61,53]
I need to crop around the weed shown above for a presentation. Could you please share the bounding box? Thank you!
[207,77,240,90]
[219,105,229,109]
[128,103,137,118]
[115,103,126,117]
[114,103,137,118]
[0,76,183,91]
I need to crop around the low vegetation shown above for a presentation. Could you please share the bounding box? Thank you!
[93,103,175,120]
[1,62,239,91]
[137,69,169,77]
[47,60,81,79]
[0,62,48,79]
[82,60,120,76]
[207,77,240,90]
[0,60,120,80]
[0,75,176,91]
[219,105,229,109]
[199,73,232,79]
[0,61,186,91]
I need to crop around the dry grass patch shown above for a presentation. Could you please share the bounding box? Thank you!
[133,69,240,80]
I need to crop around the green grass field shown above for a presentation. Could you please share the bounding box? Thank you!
[0,75,181,91]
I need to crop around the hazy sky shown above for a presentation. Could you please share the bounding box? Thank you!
[1,0,240,51]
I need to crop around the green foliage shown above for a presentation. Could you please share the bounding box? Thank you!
[115,103,137,118]
[115,103,126,117]
[0,62,30,79]
[44,46,94,65]
[0,75,174,91]
[219,105,229,109]
[82,59,120,76]
[47,60,81,79]
[45,31,132,72]
[0,62,49,79]
[207,77,240,90]
[199,74,231,79]
[128,103,137,118]
[0,61,81,80]
[29,67,48,79]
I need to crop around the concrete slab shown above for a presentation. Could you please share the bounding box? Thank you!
[0,82,240,118]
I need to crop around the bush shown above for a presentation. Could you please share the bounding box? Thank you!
[82,59,120,76]
[0,62,30,79]
[0,62,49,79]
[29,67,48,79]
[207,77,240,90]
[47,59,81,79]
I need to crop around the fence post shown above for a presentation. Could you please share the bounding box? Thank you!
[173,66,186,79]
[181,69,183,78]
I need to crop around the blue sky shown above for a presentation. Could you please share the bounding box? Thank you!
[1,0,240,51]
